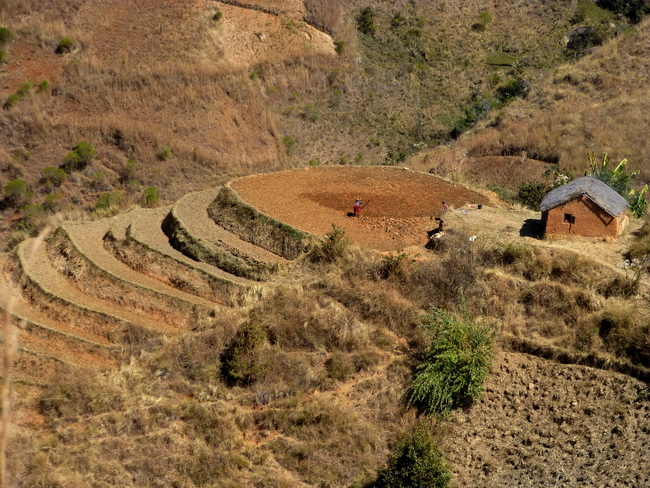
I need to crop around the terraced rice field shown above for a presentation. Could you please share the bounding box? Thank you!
[2,167,485,384]
[1,181,288,384]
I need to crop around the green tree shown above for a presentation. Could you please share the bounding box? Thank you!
[63,141,96,172]
[356,7,376,35]
[409,306,496,416]
[221,314,269,386]
[4,179,30,207]
[375,422,451,488]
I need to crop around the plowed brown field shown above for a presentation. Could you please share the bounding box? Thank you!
[232,166,491,252]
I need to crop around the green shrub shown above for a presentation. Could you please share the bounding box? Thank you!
[479,11,493,24]
[127,178,142,193]
[588,153,637,197]
[95,191,124,210]
[357,7,376,35]
[300,104,318,122]
[588,153,647,216]
[516,181,548,211]
[17,80,33,96]
[496,78,527,102]
[4,179,29,207]
[249,65,264,80]
[472,11,493,31]
[375,422,451,488]
[62,141,96,171]
[22,203,45,221]
[87,169,108,190]
[334,40,345,54]
[450,97,500,138]
[3,93,20,109]
[283,136,295,155]
[119,158,137,183]
[630,184,648,218]
[409,306,496,416]
[142,186,160,207]
[0,27,13,45]
[41,166,67,188]
[213,10,222,21]
[391,11,407,29]
[379,251,409,279]
[308,224,349,263]
[43,193,62,212]
[38,79,49,92]
[158,145,171,160]
[56,37,74,54]
[221,313,269,386]
[0,50,6,63]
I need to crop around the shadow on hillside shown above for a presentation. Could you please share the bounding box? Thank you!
[520,219,544,239]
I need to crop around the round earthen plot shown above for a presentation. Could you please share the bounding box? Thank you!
[231,166,489,251]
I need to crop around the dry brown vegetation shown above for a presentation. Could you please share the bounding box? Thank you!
[2,0,650,486]
[5,215,650,486]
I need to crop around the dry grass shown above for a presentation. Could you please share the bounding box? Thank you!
[1,223,55,487]
[455,17,650,180]
[4,1,650,486]
[5,215,650,486]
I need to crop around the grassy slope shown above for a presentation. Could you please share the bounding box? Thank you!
[2,0,650,486]
[0,0,627,224]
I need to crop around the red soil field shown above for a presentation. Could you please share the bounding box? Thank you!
[232,166,490,251]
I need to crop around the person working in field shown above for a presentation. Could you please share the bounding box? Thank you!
[353,198,365,217]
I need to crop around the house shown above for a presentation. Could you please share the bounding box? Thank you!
[540,176,629,239]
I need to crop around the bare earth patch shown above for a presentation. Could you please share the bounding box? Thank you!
[232,166,490,252]
[233,165,643,271]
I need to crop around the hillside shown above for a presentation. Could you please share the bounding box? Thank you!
[2,1,650,487]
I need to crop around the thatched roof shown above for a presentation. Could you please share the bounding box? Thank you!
[540,176,629,217]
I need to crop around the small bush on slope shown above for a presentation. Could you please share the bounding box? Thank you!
[374,421,451,488]
[308,223,349,263]
[221,313,270,386]
[62,141,96,172]
[409,306,496,416]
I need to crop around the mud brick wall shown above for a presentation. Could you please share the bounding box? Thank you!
[542,195,627,239]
